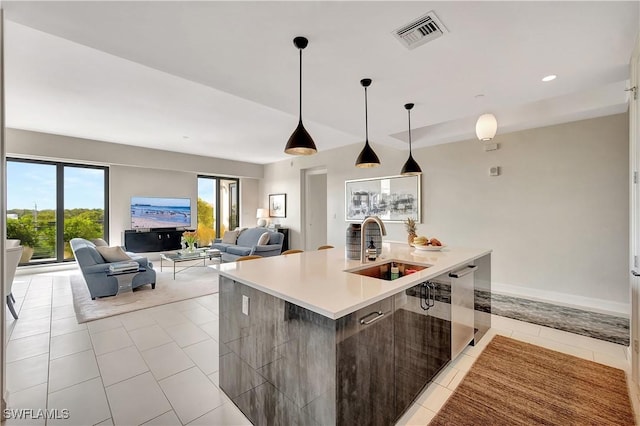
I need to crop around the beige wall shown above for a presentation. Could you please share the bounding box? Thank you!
[6,129,262,245]
[6,128,264,178]
[261,113,630,313]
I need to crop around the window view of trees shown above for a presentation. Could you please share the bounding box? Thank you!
[197,176,239,244]
[7,159,108,264]
[6,208,104,262]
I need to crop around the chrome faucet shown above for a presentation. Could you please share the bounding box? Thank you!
[361,216,387,263]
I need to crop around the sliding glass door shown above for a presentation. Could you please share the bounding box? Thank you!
[63,165,107,260]
[197,176,239,244]
[6,158,108,264]
[6,161,58,262]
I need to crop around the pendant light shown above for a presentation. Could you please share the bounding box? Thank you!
[475,113,497,141]
[355,78,381,168]
[400,103,422,176]
[284,36,317,156]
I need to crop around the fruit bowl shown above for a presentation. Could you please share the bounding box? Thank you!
[411,243,447,251]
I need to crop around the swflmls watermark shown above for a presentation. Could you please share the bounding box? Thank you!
[4,408,70,420]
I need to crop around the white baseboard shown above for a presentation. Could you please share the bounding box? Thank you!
[15,261,77,276]
[492,281,630,318]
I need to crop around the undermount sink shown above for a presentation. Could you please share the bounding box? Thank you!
[346,260,430,281]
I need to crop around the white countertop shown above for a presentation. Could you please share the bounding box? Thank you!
[215,242,491,319]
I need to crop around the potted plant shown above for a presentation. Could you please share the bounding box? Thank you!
[182,230,198,252]
[6,218,37,263]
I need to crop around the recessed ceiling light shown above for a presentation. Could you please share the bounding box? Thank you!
[542,75,557,82]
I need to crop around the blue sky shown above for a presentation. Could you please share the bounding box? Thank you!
[7,162,105,210]
[197,177,216,203]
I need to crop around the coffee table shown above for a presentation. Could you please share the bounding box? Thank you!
[160,249,220,279]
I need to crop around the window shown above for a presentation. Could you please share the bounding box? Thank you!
[197,176,239,244]
[7,158,109,264]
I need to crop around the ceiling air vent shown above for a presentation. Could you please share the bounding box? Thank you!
[393,11,447,50]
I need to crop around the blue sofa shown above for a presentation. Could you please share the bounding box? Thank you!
[70,238,156,299]
[212,227,284,262]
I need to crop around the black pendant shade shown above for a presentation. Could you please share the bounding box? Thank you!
[285,36,317,156]
[355,78,380,168]
[286,120,316,155]
[401,103,422,176]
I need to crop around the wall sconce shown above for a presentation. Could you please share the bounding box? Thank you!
[475,113,497,141]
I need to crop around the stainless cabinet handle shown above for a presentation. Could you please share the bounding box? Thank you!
[420,284,428,311]
[632,270,640,277]
[449,265,478,278]
[360,311,384,325]
[428,283,435,308]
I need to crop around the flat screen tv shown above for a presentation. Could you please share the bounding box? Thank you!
[131,196,191,229]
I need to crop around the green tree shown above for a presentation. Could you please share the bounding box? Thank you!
[197,198,214,228]
[63,214,104,258]
[63,215,103,242]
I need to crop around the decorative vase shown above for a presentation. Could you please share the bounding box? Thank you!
[187,242,196,253]
[19,246,34,264]
[407,232,417,245]
[345,224,361,260]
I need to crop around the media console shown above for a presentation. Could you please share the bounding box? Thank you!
[123,229,187,252]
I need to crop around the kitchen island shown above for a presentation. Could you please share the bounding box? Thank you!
[217,242,491,425]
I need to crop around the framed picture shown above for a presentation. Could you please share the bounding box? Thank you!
[269,193,287,218]
[345,175,421,223]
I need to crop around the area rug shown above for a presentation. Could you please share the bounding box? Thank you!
[430,335,635,425]
[71,267,219,323]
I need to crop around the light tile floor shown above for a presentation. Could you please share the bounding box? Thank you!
[4,269,638,425]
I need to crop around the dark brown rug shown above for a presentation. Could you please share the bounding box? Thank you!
[430,335,636,426]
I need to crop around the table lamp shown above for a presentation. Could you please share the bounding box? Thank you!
[256,208,269,227]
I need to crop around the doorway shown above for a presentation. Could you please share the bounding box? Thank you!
[303,168,327,251]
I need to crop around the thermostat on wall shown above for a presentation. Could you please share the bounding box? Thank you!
[484,143,498,152]
[489,166,500,177]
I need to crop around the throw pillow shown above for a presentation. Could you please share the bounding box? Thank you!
[91,238,109,247]
[257,232,270,246]
[96,246,132,262]
[222,230,239,244]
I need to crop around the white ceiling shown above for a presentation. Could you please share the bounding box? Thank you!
[3,1,639,165]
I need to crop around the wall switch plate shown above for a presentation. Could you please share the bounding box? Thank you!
[489,166,500,176]
[484,143,498,152]
[242,295,250,315]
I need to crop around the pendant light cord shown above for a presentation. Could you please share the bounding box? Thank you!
[408,109,412,153]
[364,86,369,142]
[298,48,303,122]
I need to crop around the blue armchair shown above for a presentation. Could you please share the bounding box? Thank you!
[70,238,156,299]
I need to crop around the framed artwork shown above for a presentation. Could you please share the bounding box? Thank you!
[269,193,287,218]
[345,174,421,223]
